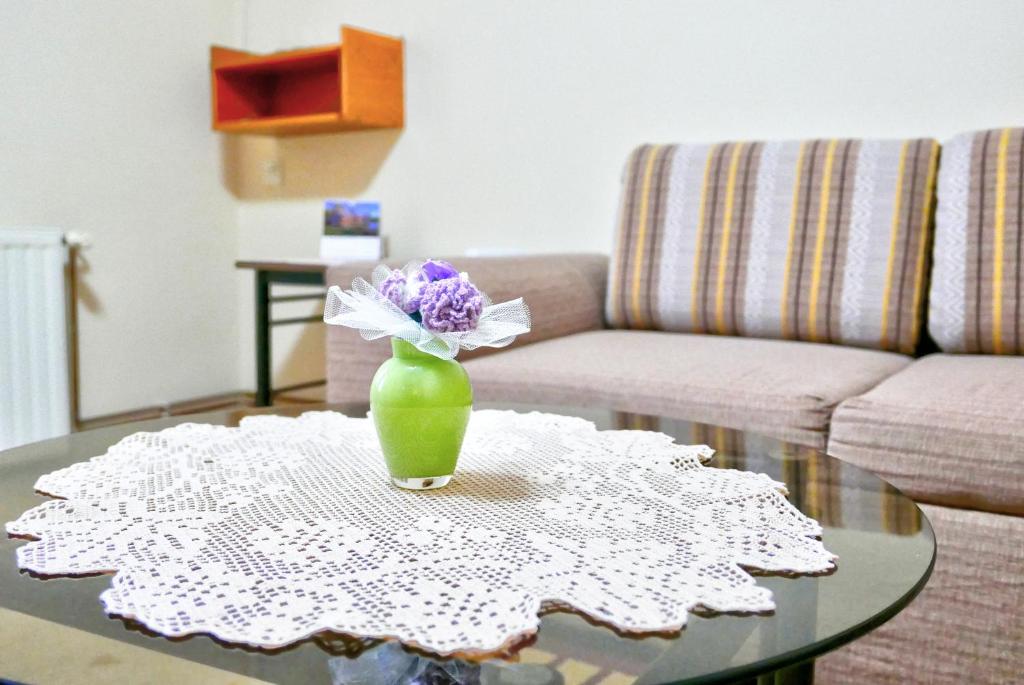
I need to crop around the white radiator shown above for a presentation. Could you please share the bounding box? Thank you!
[0,228,72,450]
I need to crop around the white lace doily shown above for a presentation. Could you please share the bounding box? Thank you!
[6,411,836,655]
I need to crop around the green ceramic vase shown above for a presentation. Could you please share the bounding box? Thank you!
[370,338,472,490]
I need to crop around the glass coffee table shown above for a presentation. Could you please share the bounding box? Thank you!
[0,403,934,685]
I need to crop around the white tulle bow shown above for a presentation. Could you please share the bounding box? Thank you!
[323,263,532,360]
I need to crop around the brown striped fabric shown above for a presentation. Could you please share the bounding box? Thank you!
[930,126,1024,354]
[794,450,846,529]
[607,138,940,353]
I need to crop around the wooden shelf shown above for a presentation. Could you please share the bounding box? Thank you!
[210,26,403,136]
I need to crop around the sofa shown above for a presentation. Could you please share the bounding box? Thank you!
[324,128,1024,683]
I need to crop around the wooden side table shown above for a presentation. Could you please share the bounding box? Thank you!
[236,260,332,406]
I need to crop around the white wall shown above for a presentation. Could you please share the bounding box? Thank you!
[238,0,1024,258]
[6,1,1024,414]
[0,0,243,418]
[234,0,1024,388]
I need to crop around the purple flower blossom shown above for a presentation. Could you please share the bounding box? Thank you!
[419,275,484,333]
[378,260,485,331]
[421,259,459,282]
[407,259,459,312]
[379,269,419,314]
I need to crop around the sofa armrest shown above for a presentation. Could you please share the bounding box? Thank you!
[325,253,608,402]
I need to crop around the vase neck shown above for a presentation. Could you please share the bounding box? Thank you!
[391,337,437,361]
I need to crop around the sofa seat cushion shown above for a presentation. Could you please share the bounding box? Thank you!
[462,330,910,449]
[828,354,1024,514]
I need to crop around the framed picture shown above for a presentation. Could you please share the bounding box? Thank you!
[324,200,380,236]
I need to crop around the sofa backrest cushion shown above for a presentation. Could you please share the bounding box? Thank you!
[606,138,939,353]
[930,127,1024,354]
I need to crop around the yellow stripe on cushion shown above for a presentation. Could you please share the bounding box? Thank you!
[993,127,1012,353]
[806,448,819,519]
[630,145,662,328]
[780,141,808,339]
[608,149,641,327]
[715,142,745,333]
[808,139,838,342]
[908,141,940,353]
[879,140,910,350]
[690,144,718,332]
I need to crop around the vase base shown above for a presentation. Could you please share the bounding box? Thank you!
[391,475,452,490]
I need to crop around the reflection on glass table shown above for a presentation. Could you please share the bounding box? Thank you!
[0,403,934,685]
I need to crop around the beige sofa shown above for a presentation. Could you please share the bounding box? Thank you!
[324,130,1024,683]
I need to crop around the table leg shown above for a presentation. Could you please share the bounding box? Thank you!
[255,270,272,407]
[754,659,814,684]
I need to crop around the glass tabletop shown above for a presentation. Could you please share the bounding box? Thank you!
[0,403,935,685]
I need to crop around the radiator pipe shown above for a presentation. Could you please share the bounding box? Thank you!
[64,232,89,432]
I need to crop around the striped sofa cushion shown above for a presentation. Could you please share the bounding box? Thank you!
[606,138,939,353]
[930,127,1024,354]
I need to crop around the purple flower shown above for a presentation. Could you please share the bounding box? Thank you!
[407,259,459,312]
[420,259,459,282]
[379,269,419,314]
[419,275,484,333]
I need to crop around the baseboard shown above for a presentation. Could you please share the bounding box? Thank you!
[76,392,254,431]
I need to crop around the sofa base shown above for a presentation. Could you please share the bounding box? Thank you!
[817,503,1024,684]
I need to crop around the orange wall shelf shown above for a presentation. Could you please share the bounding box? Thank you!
[210,26,403,136]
